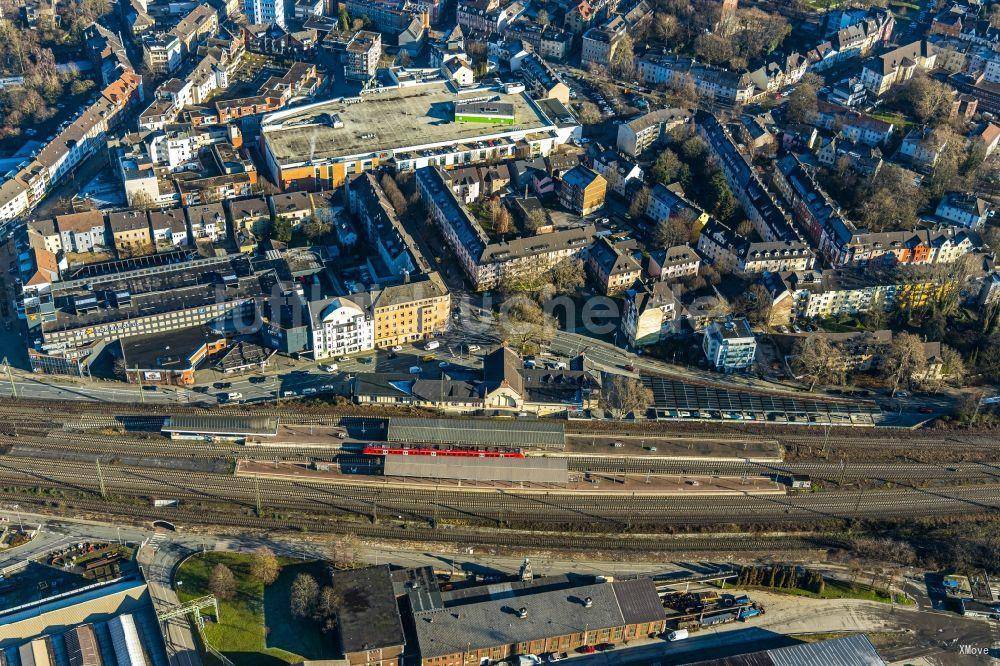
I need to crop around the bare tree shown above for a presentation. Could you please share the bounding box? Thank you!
[290,572,319,618]
[882,333,927,395]
[600,375,653,419]
[498,296,557,355]
[629,185,651,220]
[792,335,846,391]
[250,547,281,585]
[209,563,236,601]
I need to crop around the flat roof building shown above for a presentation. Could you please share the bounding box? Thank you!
[261,80,579,190]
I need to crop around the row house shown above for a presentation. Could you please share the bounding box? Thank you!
[748,52,808,94]
[638,53,756,107]
[696,111,801,244]
[0,72,142,223]
[696,218,814,276]
[811,101,894,146]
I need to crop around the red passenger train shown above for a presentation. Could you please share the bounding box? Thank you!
[362,444,525,459]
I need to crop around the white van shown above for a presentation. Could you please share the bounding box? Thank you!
[424,340,440,351]
[667,629,689,642]
[222,392,243,402]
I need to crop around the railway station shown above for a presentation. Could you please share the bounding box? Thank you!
[643,377,882,426]
[383,455,570,484]
[386,417,566,450]
[160,414,279,442]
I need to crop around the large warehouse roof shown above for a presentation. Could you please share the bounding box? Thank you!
[384,455,568,484]
[387,417,565,448]
[262,81,552,166]
[161,415,278,437]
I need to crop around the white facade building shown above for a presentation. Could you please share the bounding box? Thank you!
[310,297,375,359]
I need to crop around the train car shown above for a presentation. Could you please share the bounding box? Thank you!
[362,444,525,459]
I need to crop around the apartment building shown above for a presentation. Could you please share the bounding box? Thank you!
[616,108,690,158]
[860,40,936,96]
[0,72,142,223]
[345,31,382,81]
[703,317,757,371]
[638,53,756,107]
[558,165,607,215]
[54,211,109,253]
[586,236,641,295]
[645,183,709,230]
[107,210,152,254]
[343,0,434,33]
[697,218,814,276]
[936,191,992,228]
[645,245,700,281]
[621,281,680,347]
[308,296,375,359]
[141,33,183,73]
[417,167,594,290]
[370,272,451,348]
[244,0,285,27]
[696,111,801,244]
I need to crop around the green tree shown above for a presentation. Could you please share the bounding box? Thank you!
[652,149,689,186]
[338,6,351,31]
[270,216,293,243]
[706,171,736,220]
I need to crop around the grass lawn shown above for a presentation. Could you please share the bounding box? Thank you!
[742,578,911,605]
[176,553,324,666]
[870,111,914,128]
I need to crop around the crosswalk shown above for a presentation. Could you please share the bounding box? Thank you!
[148,532,168,552]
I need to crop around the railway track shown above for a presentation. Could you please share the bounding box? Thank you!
[0,455,995,527]
[1,493,848,553]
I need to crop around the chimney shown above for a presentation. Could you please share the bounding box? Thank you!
[517,607,528,618]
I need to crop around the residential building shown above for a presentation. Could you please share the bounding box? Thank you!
[342,0,436,35]
[936,192,992,228]
[326,566,406,666]
[345,31,381,82]
[107,210,152,254]
[860,40,936,96]
[0,72,142,223]
[696,111,801,243]
[645,245,700,281]
[559,165,607,215]
[309,296,375,359]
[417,167,594,290]
[581,20,625,69]
[900,126,948,169]
[351,172,429,275]
[513,52,570,105]
[245,0,286,26]
[142,33,183,73]
[703,317,757,371]
[697,218,814,276]
[228,196,271,236]
[586,237,641,295]
[28,219,62,254]
[591,151,642,197]
[622,281,680,346]
[54,211,108,253]
[370,272,451,348]
[638,53,756,107]
[645,184,709,231]
[186,202,229,241]
[811,101,894,146]
[616,108,690,158]
[148,207,189,248]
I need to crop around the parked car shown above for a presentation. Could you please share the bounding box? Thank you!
[392,345,404,352]
[424,340,440,351]
[319,364,339,372]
